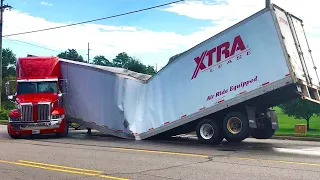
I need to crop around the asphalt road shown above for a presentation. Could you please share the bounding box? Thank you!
[1,125,320,180]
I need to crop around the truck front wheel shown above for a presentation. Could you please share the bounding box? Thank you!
[196,119,224,144]
[7,124,21,139]
[223,112,250,142]
[56,120,69,138]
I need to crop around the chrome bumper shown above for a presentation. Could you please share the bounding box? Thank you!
[10,119,63,130]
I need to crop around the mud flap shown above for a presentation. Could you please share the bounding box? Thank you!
[266,109,279,130]
[246,106,257,129]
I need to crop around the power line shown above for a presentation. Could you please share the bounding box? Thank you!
[4,37,100,61]
[4,37,105,59]
[2,0,185,37]
[4,37,60,52]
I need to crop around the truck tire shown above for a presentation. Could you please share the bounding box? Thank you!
[7,124,21,139]
[223,112,250,142]
[56,120,69,138]
[251,118,275,139]
[196,118,224,144]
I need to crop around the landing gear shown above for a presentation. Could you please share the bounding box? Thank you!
[87,128,92,135]
[251,114,276,139]
[196,118,224,144]
[222,112,250,143]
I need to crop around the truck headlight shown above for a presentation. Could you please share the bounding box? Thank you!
[51,114,65,119]
[9,117,20,122]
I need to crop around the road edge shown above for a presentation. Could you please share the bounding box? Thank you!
[0,124,319,142]
[271,135,320,142]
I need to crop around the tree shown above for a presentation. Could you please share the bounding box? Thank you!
[112,52,157,75]
[125,57,147,73]
[1,48,17,109]
[2,48,17,78]
[145,65,157,75]
[112,52,131,68]
[279,98,320,131]
[92,55,113,67]
[58,49,84,62]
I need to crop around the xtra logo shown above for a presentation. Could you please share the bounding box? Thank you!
[191,35,250,80]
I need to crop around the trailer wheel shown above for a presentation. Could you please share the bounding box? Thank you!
[196,119,224,144]
[251,118,275,139]
[223,112,250,142]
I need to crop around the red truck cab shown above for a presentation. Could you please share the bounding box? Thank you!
[5,56,68,138]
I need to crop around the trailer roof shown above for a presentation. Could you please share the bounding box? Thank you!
[59,58,152,82]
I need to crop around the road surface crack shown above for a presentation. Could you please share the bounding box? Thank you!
[102,157,214,179]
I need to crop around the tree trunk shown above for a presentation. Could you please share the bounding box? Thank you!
[306,119,310,131]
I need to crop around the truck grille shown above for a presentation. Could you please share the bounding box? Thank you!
[20,103,33,122]
[37,103,51,121]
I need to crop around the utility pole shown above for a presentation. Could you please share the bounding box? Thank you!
[87,42,90,63]
[266,0,271,8]
[0,0,12,108]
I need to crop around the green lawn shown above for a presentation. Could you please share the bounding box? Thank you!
[0,120,8,125]
[273,107,320,137]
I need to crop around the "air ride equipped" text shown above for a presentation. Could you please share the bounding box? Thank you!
[206,76,258,101]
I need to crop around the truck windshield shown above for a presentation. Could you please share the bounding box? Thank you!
[17,81,58,94]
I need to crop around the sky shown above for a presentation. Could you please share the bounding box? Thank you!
[2,0,320,70]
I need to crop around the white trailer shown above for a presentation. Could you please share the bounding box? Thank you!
[60,3,320,144]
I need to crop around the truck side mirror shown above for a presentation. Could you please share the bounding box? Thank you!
[8,95,16,102]
[5,82,10,96]
[5,80,17,97]
[59,79,68,94]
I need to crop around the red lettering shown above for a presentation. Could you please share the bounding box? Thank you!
[191,50,207,79]
[230,35,246,56]
[217,42,230,63]
[279,17,288,25]
[207,47,216,66]
[207,95,214,101]
[191,35,246,80]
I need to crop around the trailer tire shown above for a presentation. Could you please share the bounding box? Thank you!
[223,112,250,142]
[196,119,224,144]
[251,118,275,139]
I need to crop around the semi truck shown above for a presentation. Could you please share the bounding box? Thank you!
[5,3,320,144]
[5,56,69,138]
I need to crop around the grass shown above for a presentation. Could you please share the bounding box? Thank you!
[0,120,8,125]
[273,107,320,137]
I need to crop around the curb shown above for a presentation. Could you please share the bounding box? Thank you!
[271,135,320,142]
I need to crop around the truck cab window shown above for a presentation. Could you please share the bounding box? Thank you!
[17,81,58,94]
[38,82,58,93]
